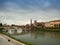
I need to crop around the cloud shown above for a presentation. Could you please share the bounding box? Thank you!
[0,0,60,25]
[0,0,60,10]
[43,1,51,8]
[0,7,60,25]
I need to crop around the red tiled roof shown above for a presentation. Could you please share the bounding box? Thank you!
[45,20,60,23]
[50,20,60,22]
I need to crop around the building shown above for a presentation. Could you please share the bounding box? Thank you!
[2,24,10,31]
[33,20,44,28]
[30,19,33,26]
[44,20,60,28]
[33,20,37,27]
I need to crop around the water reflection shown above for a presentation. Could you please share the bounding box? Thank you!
[21,30,60,39]
[11,30,60,45]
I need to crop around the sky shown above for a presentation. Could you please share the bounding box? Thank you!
[0,0,60,25]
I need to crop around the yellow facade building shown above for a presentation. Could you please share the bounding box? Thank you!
[44,20,60,28]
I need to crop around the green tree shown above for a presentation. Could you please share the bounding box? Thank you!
[0,23,3,32]
[0,23,2,26]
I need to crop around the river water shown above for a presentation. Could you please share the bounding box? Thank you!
[11,30,60,45]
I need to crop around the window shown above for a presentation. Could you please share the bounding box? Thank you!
[50,24,53,25]
[59,24,60,28]
[54,24,58,28]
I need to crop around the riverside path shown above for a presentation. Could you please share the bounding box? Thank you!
[0,34,25,45]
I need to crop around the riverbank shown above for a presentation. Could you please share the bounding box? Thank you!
[32,27,60,32]
[0,33,25,45]
[2,33,33,45]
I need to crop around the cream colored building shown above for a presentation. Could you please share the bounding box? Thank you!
[44,20,60,28]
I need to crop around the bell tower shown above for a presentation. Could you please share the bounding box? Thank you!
[30,19,32,26]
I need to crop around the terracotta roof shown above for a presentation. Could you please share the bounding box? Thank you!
[45,20,60,23]
[50,20,60,22]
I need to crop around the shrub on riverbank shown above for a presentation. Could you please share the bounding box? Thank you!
[0,28,3,33]
[33,27,60,32]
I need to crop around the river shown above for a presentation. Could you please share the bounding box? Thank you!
[10,30,60,45]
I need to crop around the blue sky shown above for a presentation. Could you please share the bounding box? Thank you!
[0,0,60,25]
